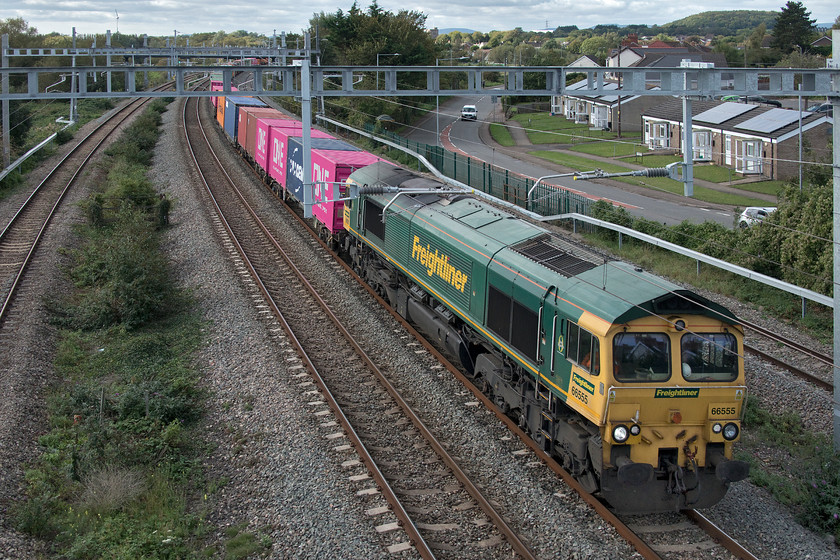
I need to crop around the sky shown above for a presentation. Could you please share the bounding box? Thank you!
[3,0,838,38]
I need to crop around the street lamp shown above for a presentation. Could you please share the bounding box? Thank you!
[376,52,400,90]
[435,56,470,147]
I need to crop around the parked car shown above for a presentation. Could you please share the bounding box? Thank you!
[738,206,776,228]
[807,103,833,116]
[460,105,477,120]
[720,95,782,108]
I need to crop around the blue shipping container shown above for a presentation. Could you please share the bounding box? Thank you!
[285,137,361,200]
[223,96,266,141]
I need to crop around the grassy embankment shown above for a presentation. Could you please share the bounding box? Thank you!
[14,99,268,559]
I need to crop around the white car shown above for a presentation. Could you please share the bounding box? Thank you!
[460,105,477,120]
[738,207,776,228]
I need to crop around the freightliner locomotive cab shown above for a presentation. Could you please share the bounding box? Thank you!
[343,162,749,514]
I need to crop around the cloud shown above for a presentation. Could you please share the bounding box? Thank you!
[4,0,838,37]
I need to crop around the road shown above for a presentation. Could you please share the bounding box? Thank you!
[403,95,738,227]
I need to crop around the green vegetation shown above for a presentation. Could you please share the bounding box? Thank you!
[308,4,436,128]
[691,164,738,183]
[531,150,628,173]
[224,524,272,560]
[510,112,617,145]
[738,397,840,542]
[584,197,832,338]
[661,10,778,36]
[771,1,817,53]
[568,140,648,158]
[0,98,117,196]
[489,123,515,147]
[13,99,237,558]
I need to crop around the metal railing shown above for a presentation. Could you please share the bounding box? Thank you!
[362,124,594,218]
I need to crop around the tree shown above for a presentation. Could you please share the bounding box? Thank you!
[747,23,767,50]
[311,1,434,67]
[309,2,436,127]
[775,49,825,68]
[770,1,816,53]
[0,17,39,46]
[579,34,618,63]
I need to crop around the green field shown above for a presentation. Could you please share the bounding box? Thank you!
[511,112,618,144]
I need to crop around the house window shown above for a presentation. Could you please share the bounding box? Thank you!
[575,102,588,124]
[592,105,609,129]
[736,140,763,174]
[645,121,670,149]
[693,131,712,161]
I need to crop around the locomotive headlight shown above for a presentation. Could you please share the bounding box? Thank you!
[712,422,723,434]
[612,425,629,443]
[630,424,641,436]
[722,422,740,441]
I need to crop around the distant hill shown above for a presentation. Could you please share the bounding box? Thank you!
[660,10,778,36]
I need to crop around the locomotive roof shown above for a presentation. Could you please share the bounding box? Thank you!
[563,260,736,326]
[432,197,735,328]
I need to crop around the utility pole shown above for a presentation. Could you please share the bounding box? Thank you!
[831,29,840,450]
[2,34,9,168]
[70,28,77,122]
[616,42,621,137]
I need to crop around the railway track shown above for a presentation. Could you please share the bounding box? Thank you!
[0,87,173,327]
[741,318,833,391]
[182,95,537,559]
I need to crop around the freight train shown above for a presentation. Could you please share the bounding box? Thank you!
[212,94,750,514]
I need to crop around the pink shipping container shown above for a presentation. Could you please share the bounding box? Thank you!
[210,82,223,108]
[265,125,333,190]
[311,150,384,233]
[238,107,283,154]
[253,118,307,176]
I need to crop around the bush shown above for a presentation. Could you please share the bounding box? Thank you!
[78,466,146,514]
[801,446,840,540]
[64,206,175,329]
[55,128,75,144]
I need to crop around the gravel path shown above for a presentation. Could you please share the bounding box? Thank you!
[0,97,837,559]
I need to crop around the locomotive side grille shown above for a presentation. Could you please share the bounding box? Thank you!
[513,235,599,278]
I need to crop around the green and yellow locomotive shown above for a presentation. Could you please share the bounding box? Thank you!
[343,162,748,514]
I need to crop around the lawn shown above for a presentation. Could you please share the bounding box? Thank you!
[733,180,787,196]
[490,123,515,147]
[510,112,617,145]
[570,140,649,158]
[530,150,775,207]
